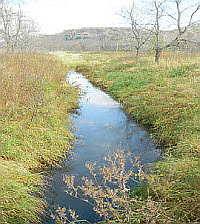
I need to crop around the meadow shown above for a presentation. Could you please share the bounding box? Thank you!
[0,52,78,223]
[0,50,199,223]
[55,51,199,223]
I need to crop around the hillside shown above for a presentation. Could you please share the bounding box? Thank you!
[29,27,131,52]
[21,25,200,52]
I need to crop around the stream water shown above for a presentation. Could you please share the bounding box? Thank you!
[43,71,160,223]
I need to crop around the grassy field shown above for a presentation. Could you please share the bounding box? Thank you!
[1,51,199,223]
[0,53,78,223]
[55,51,199,223]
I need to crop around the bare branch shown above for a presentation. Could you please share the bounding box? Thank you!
[151,0,199,62]
[187,4,200,28]
[120,0,154,58]
[0,1,37,52]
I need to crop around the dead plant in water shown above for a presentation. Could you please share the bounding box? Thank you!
[63,149,163,223]
[51,206,80,224]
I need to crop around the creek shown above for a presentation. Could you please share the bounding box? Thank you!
[43,71,160,223]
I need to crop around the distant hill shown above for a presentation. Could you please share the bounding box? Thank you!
[1,25,200,52]
[29,27,133,52]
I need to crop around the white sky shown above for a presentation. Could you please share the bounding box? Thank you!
[21,0,199,34]
[23,0,131,34]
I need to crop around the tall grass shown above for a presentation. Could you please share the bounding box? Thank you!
[0,52,78,223]
[71,51,199,223]
[0,159,45,224]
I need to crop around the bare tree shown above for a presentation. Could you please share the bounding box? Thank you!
[98,29,109,51]
[152,0,200,62]
[0,0,37,52]
[121,1,154,59]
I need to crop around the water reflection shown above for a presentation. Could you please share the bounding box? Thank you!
[43,72,160,223]
[67,72,120,108]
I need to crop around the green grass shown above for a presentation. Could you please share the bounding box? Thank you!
[0,52,78,223]
[0,159,45,224]
[74,52,199,147]
[55,51,199,223]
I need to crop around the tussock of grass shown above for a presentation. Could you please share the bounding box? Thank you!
[0,52,78,223]
[0,159,45,224]
[72,51,199,223]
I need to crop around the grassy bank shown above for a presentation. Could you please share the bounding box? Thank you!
[0,53,78,223]
[56,51,199,223]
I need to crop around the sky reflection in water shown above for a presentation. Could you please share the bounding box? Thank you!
[43,72,160,223]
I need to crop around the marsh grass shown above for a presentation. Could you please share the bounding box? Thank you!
[75,51,199,146]
[69,51,200,223]
[0,52,78,223]
[0,159,45,224]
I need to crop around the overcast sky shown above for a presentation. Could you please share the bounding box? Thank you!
[23,0,131,34]
[22,0,199,34]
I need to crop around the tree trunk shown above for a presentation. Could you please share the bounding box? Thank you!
[6,41,12,53]
[135,48,139,60]
[115,43,119,52]
[155,48,161,62]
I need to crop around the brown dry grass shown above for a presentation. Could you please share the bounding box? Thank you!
[0,52,78,223]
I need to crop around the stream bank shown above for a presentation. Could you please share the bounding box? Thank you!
[43,71,160,223]
[73,51,199,223]
[0,53,79,224]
